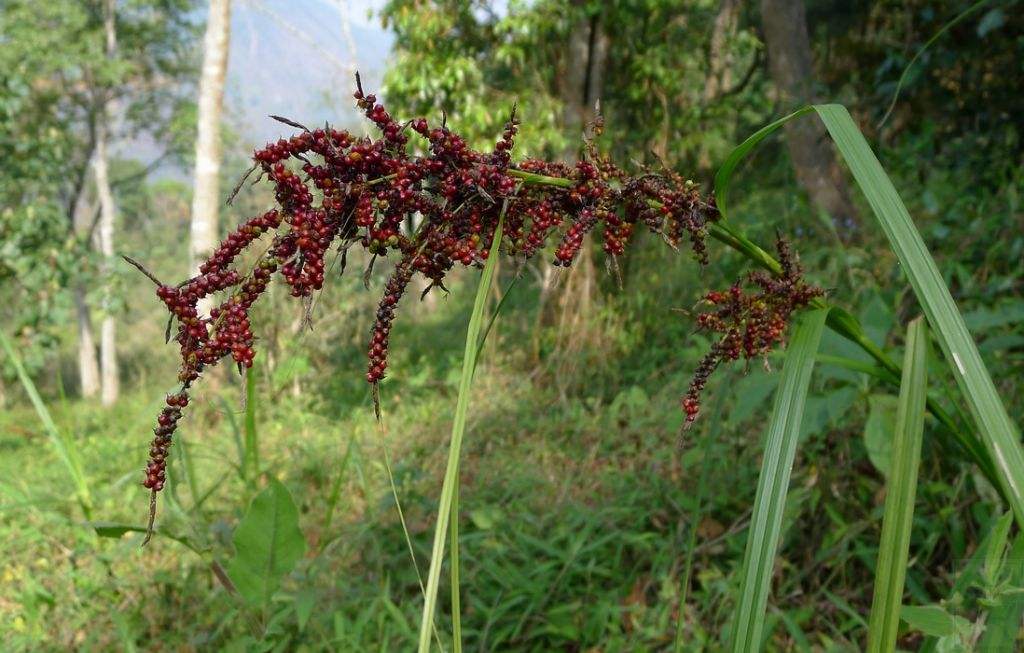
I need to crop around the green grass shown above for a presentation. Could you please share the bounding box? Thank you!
[866,317,928,652]
[729,308,828,652]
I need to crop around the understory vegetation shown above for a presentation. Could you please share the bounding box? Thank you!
[2,1,1023,651]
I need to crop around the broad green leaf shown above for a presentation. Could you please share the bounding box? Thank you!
[900,605,968,638]
[864,394,898,478]
[920,514,1009,653]
[729,307,829,653]
[418,208,506,653]
[0,330,92,518]
[227,478,306,607]
[867,317,929,653]
[294,589,316,633]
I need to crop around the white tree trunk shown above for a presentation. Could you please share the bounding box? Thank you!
[72,147,101,399]
[95,119,119,406]
[96,0,119,405]
[74,286,101,398]
[190,0,232,317]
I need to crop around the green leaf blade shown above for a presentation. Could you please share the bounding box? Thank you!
[418,209,506,653]
[867,317,929,653]
[730,307,829,652]
[0,330,92,517]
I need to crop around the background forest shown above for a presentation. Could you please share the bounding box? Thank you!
[1,0,1022,650]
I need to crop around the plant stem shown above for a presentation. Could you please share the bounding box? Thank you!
[505,167,1000,490]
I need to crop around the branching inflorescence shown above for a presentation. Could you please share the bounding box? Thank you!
[682,237,824,424]
[133,76,820,538]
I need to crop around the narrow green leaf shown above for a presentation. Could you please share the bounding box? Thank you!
[714,106,813,219]
[813,104,1024,527]
[867,317,929,653]
[0,330,92,518]
[816,353,897,383]
[90,521,200,553]
[730,307,829,652]
[227,477,306,607]
[418,207,507,653]
[983,511,1014,586]
[715,105,1021,525]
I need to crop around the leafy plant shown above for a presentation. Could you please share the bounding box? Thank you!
[227,477,306,608]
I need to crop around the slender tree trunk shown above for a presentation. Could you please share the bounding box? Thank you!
[72,144,101,399]
[95,118,119,406]
[557,5,608,161]
[95,0,119,405]
[74,286,101,398]
[190,0,232,317]
[760,0,860,237]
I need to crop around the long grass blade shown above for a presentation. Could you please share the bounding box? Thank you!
[0,330,93,518]
[417,206,507,653]
[866,317,929,652]
[813,104,1024,526]
[730,307,828,652]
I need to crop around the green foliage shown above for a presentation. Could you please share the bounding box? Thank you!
[0,0,196,362]
[227,478,307,608]
[1,1,1023,651]
[381,0,767,169]
[0,330,92,517]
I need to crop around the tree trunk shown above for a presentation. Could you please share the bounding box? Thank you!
[74,285,101,398]
[72,144,101,399]
[557,5,609,161]
[705,0,741,101]
[760,0,860,237]
[190,0,232,317]
[95,0,119,406]
[95,117,119,406]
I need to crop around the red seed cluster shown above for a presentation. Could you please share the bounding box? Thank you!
[138,76,735,526]
[367,258,414,383]
[142,393,188,491]
[682,236,824,425]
